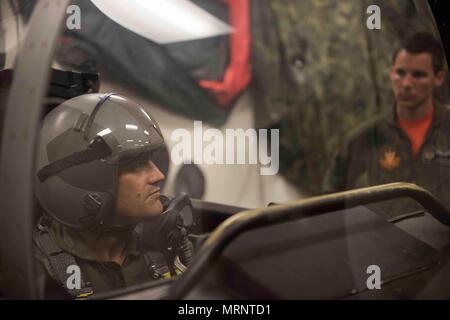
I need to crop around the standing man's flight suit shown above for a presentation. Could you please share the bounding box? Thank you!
[323,101,450,218]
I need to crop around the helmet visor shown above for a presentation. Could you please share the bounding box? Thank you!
[85,94,166,166]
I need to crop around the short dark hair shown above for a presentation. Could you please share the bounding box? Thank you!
[392,32,444,74]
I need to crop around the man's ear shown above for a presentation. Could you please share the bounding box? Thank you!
[434,70,446,87]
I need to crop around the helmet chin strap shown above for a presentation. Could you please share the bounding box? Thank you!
[79,199,142,237]
[100,194,170,232]
[78,211,137,238]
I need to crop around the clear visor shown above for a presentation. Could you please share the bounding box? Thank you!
[85,94,165,165]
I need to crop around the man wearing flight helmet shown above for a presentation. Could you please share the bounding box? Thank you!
[33,93,193,299]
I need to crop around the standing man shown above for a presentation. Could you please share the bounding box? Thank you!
[323,32,449,218]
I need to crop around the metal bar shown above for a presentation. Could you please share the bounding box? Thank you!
[0,0,70,298]
[167,182,450,299]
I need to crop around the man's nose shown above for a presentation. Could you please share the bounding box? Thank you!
[147,161,165,184]
[401,73,414,89]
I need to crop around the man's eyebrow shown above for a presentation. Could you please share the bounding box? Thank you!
[394,67,428,74]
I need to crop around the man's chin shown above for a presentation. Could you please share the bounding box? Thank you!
[143,201,164,218]
[397,100,420,110]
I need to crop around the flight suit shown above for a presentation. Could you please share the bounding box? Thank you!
[322,101,450,218]
[33,218,165,299]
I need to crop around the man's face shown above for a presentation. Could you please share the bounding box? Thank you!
[115,158,165,224]
[390,50,445,111]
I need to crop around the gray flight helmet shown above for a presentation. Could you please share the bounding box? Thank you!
[35,93,169,230]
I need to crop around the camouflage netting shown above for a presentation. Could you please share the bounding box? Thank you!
[250,0,449,195]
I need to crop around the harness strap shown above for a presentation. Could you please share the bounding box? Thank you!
[143,250,173,280]
[35,230,94,299]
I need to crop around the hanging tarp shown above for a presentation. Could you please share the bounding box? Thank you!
[56,0,253,126]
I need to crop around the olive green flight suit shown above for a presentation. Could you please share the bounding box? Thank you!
[33,218,161,299]
[323,102,450,218]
